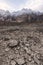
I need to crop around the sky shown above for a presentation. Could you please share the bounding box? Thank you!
[0,0,43,12]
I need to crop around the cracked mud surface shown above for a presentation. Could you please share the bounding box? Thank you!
[0,23,43,65]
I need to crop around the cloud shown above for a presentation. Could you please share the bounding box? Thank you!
[21,0,43,12]
[0,2,10,10]
[0,0,43,12]
[0,1,14,12]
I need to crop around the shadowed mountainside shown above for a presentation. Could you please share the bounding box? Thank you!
[0,9,43,25]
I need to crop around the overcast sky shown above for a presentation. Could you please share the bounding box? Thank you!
[0,0,43,12]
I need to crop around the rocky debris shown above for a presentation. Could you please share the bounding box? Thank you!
[5,47,10,52]
[40,55,43,62]
[24,47,32,55]
[16,57,25,65]
[2,35,11,41]
[34,53,41,65]
[0,24,43,65]
[3,37,10,41]
[7,39,19,48]
[35,53,41,60]
[10,60,16,65]
[33,37,40,43]
[0,57,3,65]
[28,56,32,62]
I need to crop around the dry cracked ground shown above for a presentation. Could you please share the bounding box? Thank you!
[0,23,43,65]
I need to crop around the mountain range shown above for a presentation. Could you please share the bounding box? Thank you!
[0,8,42,16]
[0,8,43,25]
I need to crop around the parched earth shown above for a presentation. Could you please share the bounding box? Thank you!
[0,23,43,65]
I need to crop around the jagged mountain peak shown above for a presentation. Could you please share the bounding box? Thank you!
[0,8,42,17]
[12,8,33,16]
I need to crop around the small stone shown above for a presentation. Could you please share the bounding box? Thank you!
[0,58,3,65]
[24,47,28,52]
[36,53,41,59]
[31,60,35,65]
[8,54,14,59]
[25,43,29,47]
[27,49,32,55]
[16,58,25,65]
[29,56,32,62]
[5,47,10,51]
[31,53,34,58]
[24,47,31,55]
[40,55,43,61]
[4,37,10,41]
[11,60,16,65]
[34,54,40,65]
[8,40,18,48]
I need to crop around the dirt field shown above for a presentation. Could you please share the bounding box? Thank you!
[0,23,43,65]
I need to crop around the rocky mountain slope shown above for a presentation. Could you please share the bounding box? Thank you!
[0,9,43,26]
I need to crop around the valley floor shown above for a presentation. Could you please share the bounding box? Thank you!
[0,22,43,65]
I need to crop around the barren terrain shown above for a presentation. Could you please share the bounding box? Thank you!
[0,22,43,65]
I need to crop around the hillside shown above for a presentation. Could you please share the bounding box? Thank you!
[0,9,43,25]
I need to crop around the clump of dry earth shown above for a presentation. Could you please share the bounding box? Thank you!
[0,23,43,65]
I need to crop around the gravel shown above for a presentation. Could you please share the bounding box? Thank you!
[0,24,43,65]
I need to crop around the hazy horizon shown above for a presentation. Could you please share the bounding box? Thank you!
[0,0,43,12]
